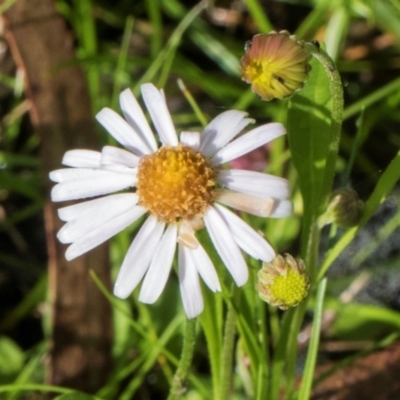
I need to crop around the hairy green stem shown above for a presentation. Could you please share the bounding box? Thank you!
[220,287,239,400]
[167,318,197,400]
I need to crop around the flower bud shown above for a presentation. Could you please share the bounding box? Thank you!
[241,31,311,101]
[256,254,310,310]
[325,187,364,228]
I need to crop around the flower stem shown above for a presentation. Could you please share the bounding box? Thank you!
[220,286,239,400]
[167,318,197,400]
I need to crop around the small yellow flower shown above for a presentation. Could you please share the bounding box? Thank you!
[241,31,311,101]
[256,254,310,309]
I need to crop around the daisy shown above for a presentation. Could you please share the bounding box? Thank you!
[50,83,292,318]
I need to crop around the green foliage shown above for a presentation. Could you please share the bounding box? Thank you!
[54,393,100,400]
[2,0,400,399]
[288,57,333,256]
[0,337,24,383]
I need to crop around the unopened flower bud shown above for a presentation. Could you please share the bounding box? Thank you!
[256,254,310,310]
[241,31,311,101]
[324,187,364,228]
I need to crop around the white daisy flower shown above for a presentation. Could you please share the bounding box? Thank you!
[50,83,292,319]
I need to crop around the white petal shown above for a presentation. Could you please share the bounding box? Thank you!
[139,223,177,304]
[217,170,291,199]
[203,206,248,286]
[50,168,102,183]
[180,131,201,151]
[210,123,286,166]
[177,220,199,250]
[216,189,276,217]
[57,194,139,244]
[200,110,254,157]
[57,193,137,222]
[214,203,275,262]
[61,150,101,168]
[100,164,137,174]
[119,88,158,152]
[96,108,151,155]
[65,206,147,260]
[189,242,221,292]
[50,167,135,182]
[141,83,178,146]
[51,170,135,201]
[114,216,165,299]
[269,199,293,218]
[100,145,139,167]
[178,245,204,318]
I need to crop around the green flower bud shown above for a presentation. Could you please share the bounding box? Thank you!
[256,254,310,310]
[324,187,364,228]
[241,31,312,101]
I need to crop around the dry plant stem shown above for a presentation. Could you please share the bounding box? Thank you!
[0,0,112,393]
[167,318,197,400]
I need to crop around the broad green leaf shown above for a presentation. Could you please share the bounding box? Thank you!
[0,336,24,381]
[287,57,333,256]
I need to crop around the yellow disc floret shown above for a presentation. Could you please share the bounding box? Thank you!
[137,145,216,223]
[268,269,309,308]
[256,254,310,310]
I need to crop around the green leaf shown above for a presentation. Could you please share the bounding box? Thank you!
[325,298,400,341]
[287,57,333,256]
[199,287,223,400]
[298,278,327,400]
[0,336,24,381]
[54,393,99,400]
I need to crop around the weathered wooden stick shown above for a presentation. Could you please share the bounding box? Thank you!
[1,0,112,393]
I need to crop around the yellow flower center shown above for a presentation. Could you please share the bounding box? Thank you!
[269,269,309,308]
[137,145,216,223]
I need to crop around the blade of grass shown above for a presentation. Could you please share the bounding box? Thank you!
[73,0,100,110]
[295,0,331,39]
[199,287,223,400]
[177,78,208,127]
[298,278,327,400]
[242,0,273,33]
[0,0,18,14]
[145,0,163,57]
[189,29,241,77]
[0,384,81,396]
[137,1,207,90]
[324,7,350,61]
[0,274,47,330]
[111,16,134,108]
[269,308,295,400]
[343,76,400,120]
